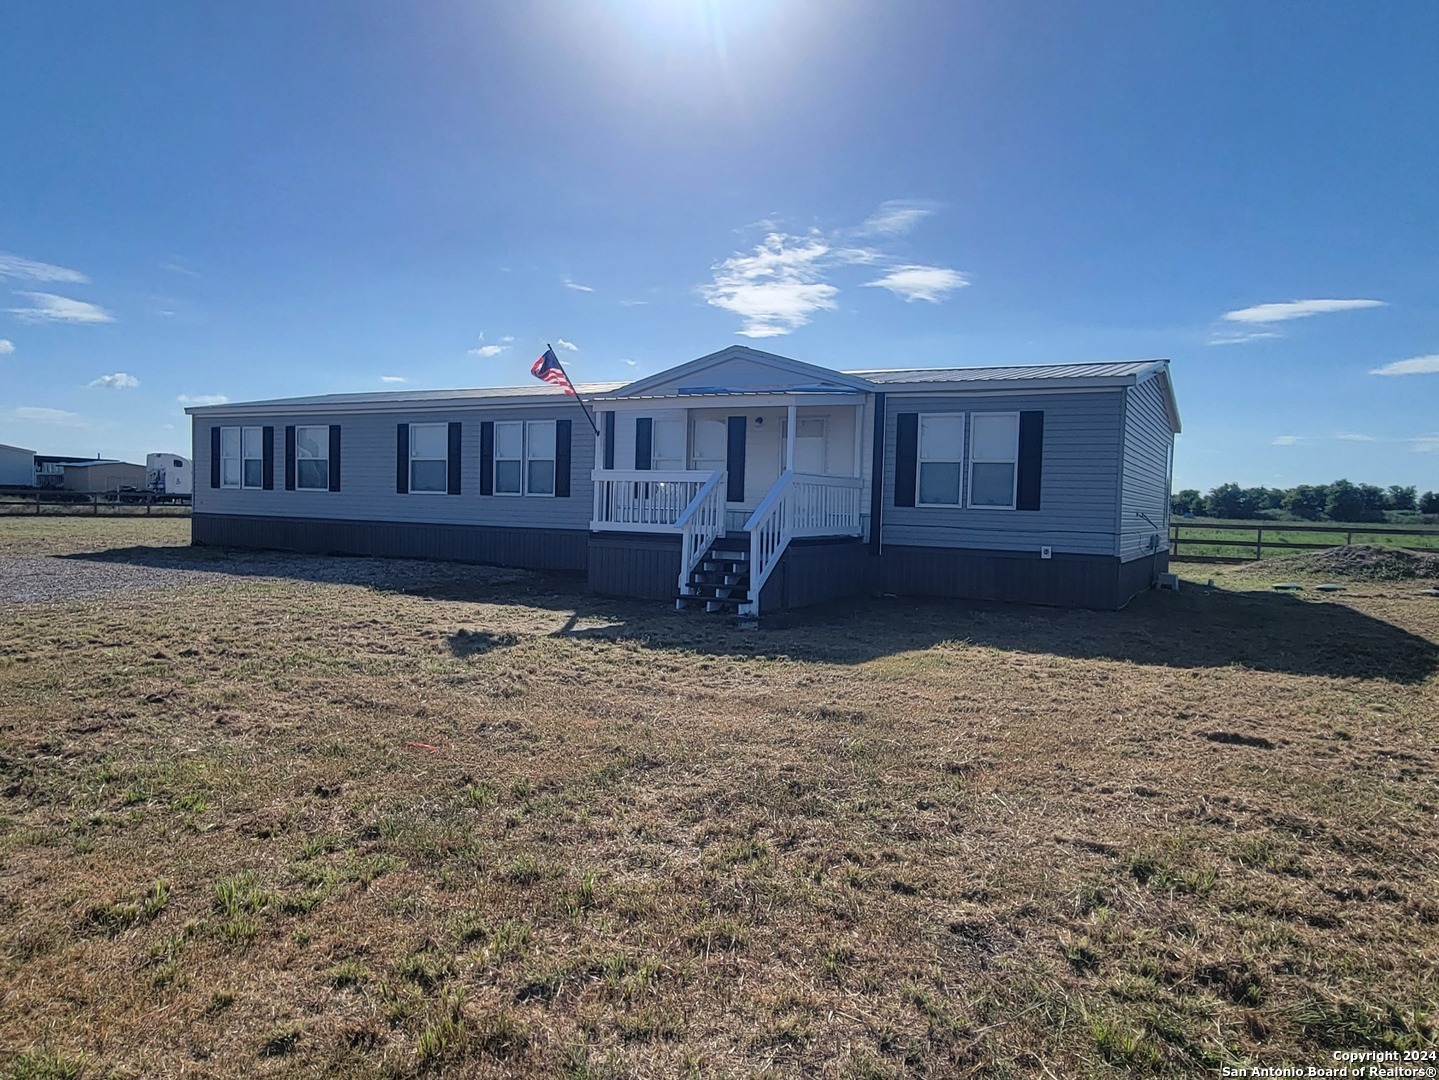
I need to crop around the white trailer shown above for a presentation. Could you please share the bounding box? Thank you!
[146,453,193,497]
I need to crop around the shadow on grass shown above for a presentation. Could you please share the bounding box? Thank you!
[63,545,1438,683]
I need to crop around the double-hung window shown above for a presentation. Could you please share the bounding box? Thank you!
[409,423,449,493]
[494,420,556,496]
[917,415,965,506]
[295,426,330,490]
[220,426,264,489]
[968,412,1019,509]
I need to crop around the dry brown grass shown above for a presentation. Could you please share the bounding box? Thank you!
[2,520,1437,1078]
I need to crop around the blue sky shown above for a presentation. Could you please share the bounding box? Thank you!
[2,0,1436,490]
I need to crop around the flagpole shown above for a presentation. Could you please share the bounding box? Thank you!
[548,343,600,437]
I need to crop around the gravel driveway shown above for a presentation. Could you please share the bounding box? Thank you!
[0,548,531,606]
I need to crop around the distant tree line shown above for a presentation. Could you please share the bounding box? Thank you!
[1172,481,1439,523]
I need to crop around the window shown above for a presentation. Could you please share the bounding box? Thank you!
[651,418,685,471]
[493,420,556,496]
[917,415,964,505]
[409,423,449,493]
[221,426,263,489]
[173,458,184,469]
[968,412,1019,509]
[690,417,726,473]
[296,426,330,490]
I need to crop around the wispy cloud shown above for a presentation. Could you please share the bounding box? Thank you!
[12,406,82,424]
[1334,431,1376,442]
[7,292,114,324]
[161,256,201,278]
[0,252,89,284]
[1222,298,1386,324]
[563,279,594,293]
[1370,353,1439,377]
[622,358,638,366]
[1208,329,1281,346]
[702,231,841,338]
[469,345,507,358]
[380,375,407,384]
[555,338,578,352]
[88,372,139,390]
[619,299,649,307]
[864,265,969,304]
[854,199,939,237]
[0,339,13,355]
[703,203,964,337]
[1411,434,1439,454]
[1271,435,1302,446]
[500,335,514,343]
[177,393,229,406]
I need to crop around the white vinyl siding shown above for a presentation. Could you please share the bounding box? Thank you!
[967,412,1019,510]
[495,419,556,496]
[409,423,448,494]
[296,425,330,490]
[917,415,964,506]
[1119,374,1177,561]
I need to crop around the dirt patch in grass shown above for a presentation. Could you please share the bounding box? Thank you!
[1,520,1437,1077]
[1233,544,1439,582]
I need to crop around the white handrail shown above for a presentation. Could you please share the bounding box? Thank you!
[676,469,727,601]
[591,469,712,531]
[741,471,863,616]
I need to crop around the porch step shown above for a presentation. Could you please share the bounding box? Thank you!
[678,536,753,615]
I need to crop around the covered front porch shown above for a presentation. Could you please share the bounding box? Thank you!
[588,395,869,615]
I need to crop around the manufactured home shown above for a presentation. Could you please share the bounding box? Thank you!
[0,443,36,487]
[187,346,1179,613]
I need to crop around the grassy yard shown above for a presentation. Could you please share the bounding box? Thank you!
[2,519,1436,1078]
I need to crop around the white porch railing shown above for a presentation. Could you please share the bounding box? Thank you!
[674,469,727,602]
[741,472,862,616]
[591,469,712,531]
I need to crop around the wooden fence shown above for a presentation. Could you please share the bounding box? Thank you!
[0,491,192,516]
[1169,520,1439,562]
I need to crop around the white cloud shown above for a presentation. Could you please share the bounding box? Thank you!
[620,299,649,307]
[1370,353,1439,377]
[88,372,139,390]
[161,256,201,278]
[864,265,969,303]
[622,358,638,366]
[702,231,841,337]
[501,335,514,343]
[555,338,578,351]
[854,199,939,237]
[1271,435,1302,446]
[1222,299,1386,324]
[469,345,506,358]
[177,393,229,406]
[1208,330,1281,346]
[7,292,114,324]
[1410,434,1439,454]
[0,339,13,355]
[1334,431,1376,442]
[0,252,89,284]
[12,406,82,424]
[564,279,594,292]
[380,375,407,383]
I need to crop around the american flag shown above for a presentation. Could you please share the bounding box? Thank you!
[530,347,575,395]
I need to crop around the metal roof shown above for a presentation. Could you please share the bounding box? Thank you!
[849,361,1164,384]
[63,459,137,468]
[192,382,628,412]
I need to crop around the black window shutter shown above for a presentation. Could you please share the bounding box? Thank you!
[894,413,918,508]
[261,426,275,490]
[328,425,342,492]
[634,417,653,470]
[602,411,615,470]
[1017,411,1044,511]
[209,427,221,488]
[554,419,572,498]
[396,423,409,493]
[479,422,494,496]
[284,426,296,490]
[726,416,746,502]
[447,422,462,495]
